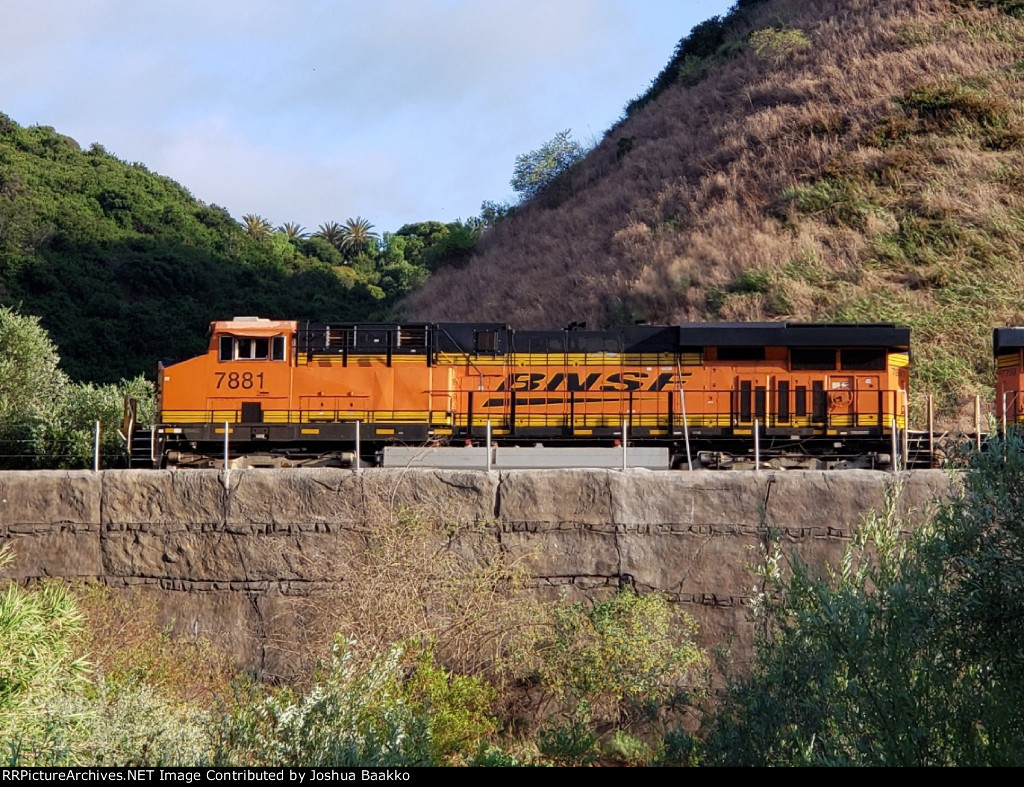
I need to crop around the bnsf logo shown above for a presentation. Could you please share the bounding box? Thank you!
[496,371,686,393]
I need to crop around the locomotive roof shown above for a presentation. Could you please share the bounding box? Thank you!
[211,318,297,337]
[438,321,909,350]
[678,322,910,348]
[993,327,1024,353]
[216,319,910,352]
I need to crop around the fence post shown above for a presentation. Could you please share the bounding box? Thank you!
[975,395,982,451]
[622,419,628,471]
[754,418,760,472]
[891,415,899,473]
[355,420,362,474]
[93,421,101,472]
[486,420,492,473]
[223,421,231,489]
[902,390,909,468]
[927,395,934,468]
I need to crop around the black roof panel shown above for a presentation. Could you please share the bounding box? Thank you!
[994,328,1024,354]
[678,322,909,348]
[295,321,912,354]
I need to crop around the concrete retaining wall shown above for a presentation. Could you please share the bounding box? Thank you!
[0,468,956,676]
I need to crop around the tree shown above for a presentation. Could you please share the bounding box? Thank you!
[702,438,1024,766]
[510,129,584,201]
[395,220,481,271]
[0,307,154,469]
[240,214,272,240]
[0,306,68,425]
[313,221,345,249]
[277,222,308,240]
[46,376,154,469]
[0,307,67,466]
[339,216,378,255]
[479,200,512,227]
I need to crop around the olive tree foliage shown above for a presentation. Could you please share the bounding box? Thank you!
[510,129,585,202]
[703,440,1024,766]
[0,306,68,422]
[0,306,153,468]
[0,307,68,466]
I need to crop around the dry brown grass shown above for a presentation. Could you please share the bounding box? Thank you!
[72,582,238,705]
[285,495,547,682]
[404,0,1024,423]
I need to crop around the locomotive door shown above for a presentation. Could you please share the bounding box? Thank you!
[459,373,507,435]
[827,375,856,428]
[734,376,769,429]
[428,367,456,429]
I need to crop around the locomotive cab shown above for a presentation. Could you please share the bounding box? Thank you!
[147,317,301,467]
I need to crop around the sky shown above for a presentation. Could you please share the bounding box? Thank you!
[1,0,735,235]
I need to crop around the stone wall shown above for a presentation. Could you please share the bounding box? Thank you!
[0,468,955,676]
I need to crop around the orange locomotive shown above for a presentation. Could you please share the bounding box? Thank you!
[137,317,911,469]
[994,328,1024,430]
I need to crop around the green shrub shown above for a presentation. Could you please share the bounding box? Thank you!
[779,177,875,228]
[703,438,1024,765]
[400,646,498,764]
[602,729,654,766]
[530,589,703,727]
[63,684,213,766]
[537,718,598,767]
[0,547,90,764]
[897,83,1011,132]
[733,268,772,294]
[749,28,811,64]
[217,638,498,767]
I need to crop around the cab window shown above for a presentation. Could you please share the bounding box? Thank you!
[236,337,268,359]
[218,335,287,361]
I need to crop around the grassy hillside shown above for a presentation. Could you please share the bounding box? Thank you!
[405,0,1024,424]
[0,119,422,382]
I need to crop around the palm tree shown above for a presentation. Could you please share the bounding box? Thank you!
[277,222,308,240]
[314,221,345,249]
[241,214,273,240]
[339,216,379,254]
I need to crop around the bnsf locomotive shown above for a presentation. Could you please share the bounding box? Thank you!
[994,328,1024,430]
[127,317,912,470]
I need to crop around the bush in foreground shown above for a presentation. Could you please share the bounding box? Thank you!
[703,437,1024,766]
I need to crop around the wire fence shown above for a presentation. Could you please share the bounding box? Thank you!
[0,420,134,470]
